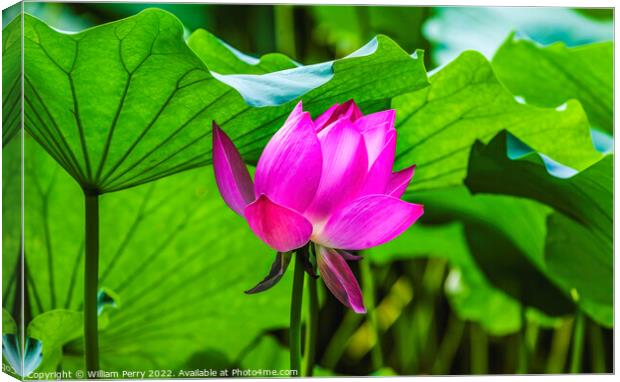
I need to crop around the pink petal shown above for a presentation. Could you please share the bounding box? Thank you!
[355,110,396,164]
[339,99,363,122]
[314,100,363,133]
[305,119,368,221]
[387,165,416,198]
[317,246,366,313]
[212,122,255,216]
[317,195,424,250]
[357,132,396,196]
[356,109,396,130]
[244,195,313,252]
[254,102,322,212]
[313,103,341,132]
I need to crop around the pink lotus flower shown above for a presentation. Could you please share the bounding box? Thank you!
[212,100,424,313]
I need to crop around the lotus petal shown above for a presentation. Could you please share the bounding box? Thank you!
[315,99,363,132]
[355,110,396,164]
[254,102,323,212]
[317,195,424,250]
[212,123,255,216]
[245,194,313,252]
[317,246,366,313]
[357,132,396,196]
[387,165,416,198]
[305,119,368,221]
[313,103,341,131]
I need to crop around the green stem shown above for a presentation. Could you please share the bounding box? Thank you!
[546,318,573,373]
[360,260,383,370]
[516,307,528,374]
[569,310,585,373]
[303,276,318,377]
[588,319,605,373]
[431,313,465,374]
[470,323,488,374]
[289,251,305,376]
[320,309,362,369]
[84,192,100,374]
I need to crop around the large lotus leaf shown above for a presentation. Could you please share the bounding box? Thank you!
[2,11,21,146]
[365,222,523,335]
[21,135,292,372]
[1,14,22,328]
[21,8,428,194]
[465,132,612,326]
[493,37,613,134]
[423,7,612,65]
[545,213,612,327]
[392,50,601,193]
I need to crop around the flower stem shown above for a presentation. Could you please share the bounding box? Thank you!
[516,306,528,373]
[84,192,100,374]
[303,275,318,376]
[289,250,305,376]
[569,310,585,373]
[360,260,383,370]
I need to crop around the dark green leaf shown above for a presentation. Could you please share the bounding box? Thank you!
[415,187,575,317]
[463,222,573,316]
[465,132,612,326]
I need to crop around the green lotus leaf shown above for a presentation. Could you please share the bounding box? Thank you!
[465,132,612,326]
[392,50,602,193]
[2,11,21,146]
[493,37,613,133]
[21,8,428,194]
[18,137,292,372]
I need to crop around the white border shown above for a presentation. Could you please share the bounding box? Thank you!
[0,1,616,381]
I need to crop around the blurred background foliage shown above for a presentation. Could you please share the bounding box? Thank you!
[4,2,614,377]
[19,2,613,69]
